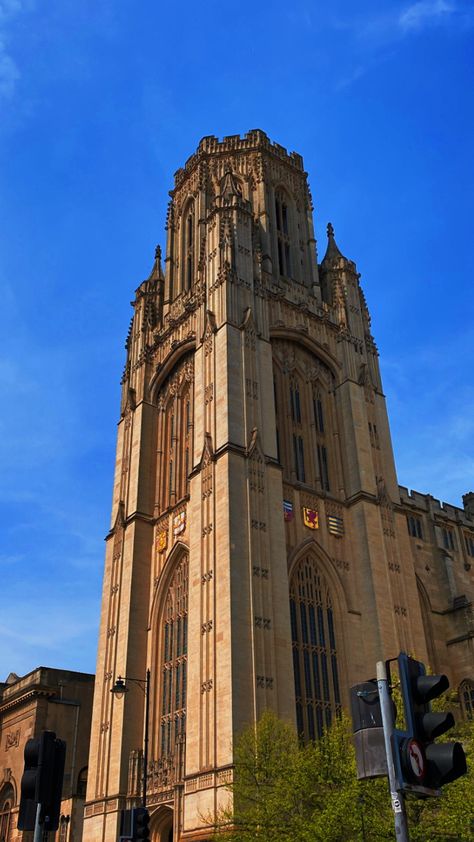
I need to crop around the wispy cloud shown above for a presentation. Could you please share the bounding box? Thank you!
[0,0,32,99]
[332,0,472,90]
[0,1,25,22]
[0,36,18,96]
[399,0,456,31]
[0,594,100,678]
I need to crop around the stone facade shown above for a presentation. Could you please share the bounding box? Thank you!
[0,667,94,842]
[84,130,474,842]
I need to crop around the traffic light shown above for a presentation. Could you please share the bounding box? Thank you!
[350,679,388,779]
[17,731,66,832]
[119,809,133,842]
[18,737,41,830]
[42,733,66,832]
[394,653,467,795]
[132,807,150,842]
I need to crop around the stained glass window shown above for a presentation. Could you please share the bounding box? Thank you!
[290,556,342,739]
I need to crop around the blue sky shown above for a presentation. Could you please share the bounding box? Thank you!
[0,0,473,679]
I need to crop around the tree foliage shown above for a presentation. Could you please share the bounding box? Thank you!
[212,709,473,842]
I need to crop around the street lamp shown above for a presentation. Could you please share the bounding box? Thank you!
[111,669,151,807]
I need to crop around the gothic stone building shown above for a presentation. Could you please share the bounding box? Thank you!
[84,130,474,842]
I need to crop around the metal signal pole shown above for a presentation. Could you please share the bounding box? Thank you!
[376,660,410,842]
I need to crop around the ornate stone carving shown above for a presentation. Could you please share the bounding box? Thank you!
[5,730,20,751]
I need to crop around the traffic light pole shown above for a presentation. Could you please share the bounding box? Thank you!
[33,802,42,842]
[376,660,410,842]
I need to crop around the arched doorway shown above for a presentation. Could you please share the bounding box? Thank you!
[150,805,173,842]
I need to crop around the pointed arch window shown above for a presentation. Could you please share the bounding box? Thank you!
[159,554,188,758]
[460,680,474,720]
[0,783,14,842]
[272,342,339,492]
[275,189,292,279]
[290,379,302,424]
[289,556,342,740]
[182,200,195,292]
[313,387,330,492]
[157,356,194,513]
[289,375,305,482]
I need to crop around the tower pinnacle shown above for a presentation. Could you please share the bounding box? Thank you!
[322,221,345,263]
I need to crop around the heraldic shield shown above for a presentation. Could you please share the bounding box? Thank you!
[303,507,319,529]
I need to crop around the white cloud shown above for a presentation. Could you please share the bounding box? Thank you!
[0,1,25,22]
[0,588,100,677]
[331,1,465,91]
[0,0,32,99]
[399,0,456,31]
[0,35,18,97]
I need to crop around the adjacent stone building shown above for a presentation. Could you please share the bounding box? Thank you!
[83,130,474,842]
[0,667,94,842]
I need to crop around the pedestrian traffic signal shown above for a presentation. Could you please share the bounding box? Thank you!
[394,653,467,794]
[132,807,150,842]
[17,731,66,832]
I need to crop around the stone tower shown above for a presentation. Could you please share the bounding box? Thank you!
[84,130,431,842]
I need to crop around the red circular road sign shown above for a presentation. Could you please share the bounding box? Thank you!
[404,738,427,782]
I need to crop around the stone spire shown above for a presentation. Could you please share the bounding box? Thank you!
[321,222,346,265]
[147,244,164,282]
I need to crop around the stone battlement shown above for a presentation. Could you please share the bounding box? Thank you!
[399,485,473,523]
[173,129,305,189]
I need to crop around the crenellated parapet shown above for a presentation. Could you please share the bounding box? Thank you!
[173,129,305,191]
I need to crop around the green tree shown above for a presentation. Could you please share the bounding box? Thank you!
[212,709,473,842]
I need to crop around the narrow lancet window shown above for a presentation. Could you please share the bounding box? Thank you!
[182,201,195,291]
[275,189,292,278]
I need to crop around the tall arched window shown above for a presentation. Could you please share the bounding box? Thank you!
[289,555,342,740]
[275,189,292,279]
[460,680,474,720]
[289,375,305,483]
[156,356,194,513]
[182,200,195,292]
[313,387,330,492]
[0,783,14,842]
[273,341,338,494]
[159,554,188,758]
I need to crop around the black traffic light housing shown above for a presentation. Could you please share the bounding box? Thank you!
[18,737,41,830]
[18,731,66,832]
[119,807,150,842]
[393,653,467,795]
[350,679,389,779]
[133,807,150,841]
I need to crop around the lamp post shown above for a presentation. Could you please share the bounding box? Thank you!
[111,669,151,807]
